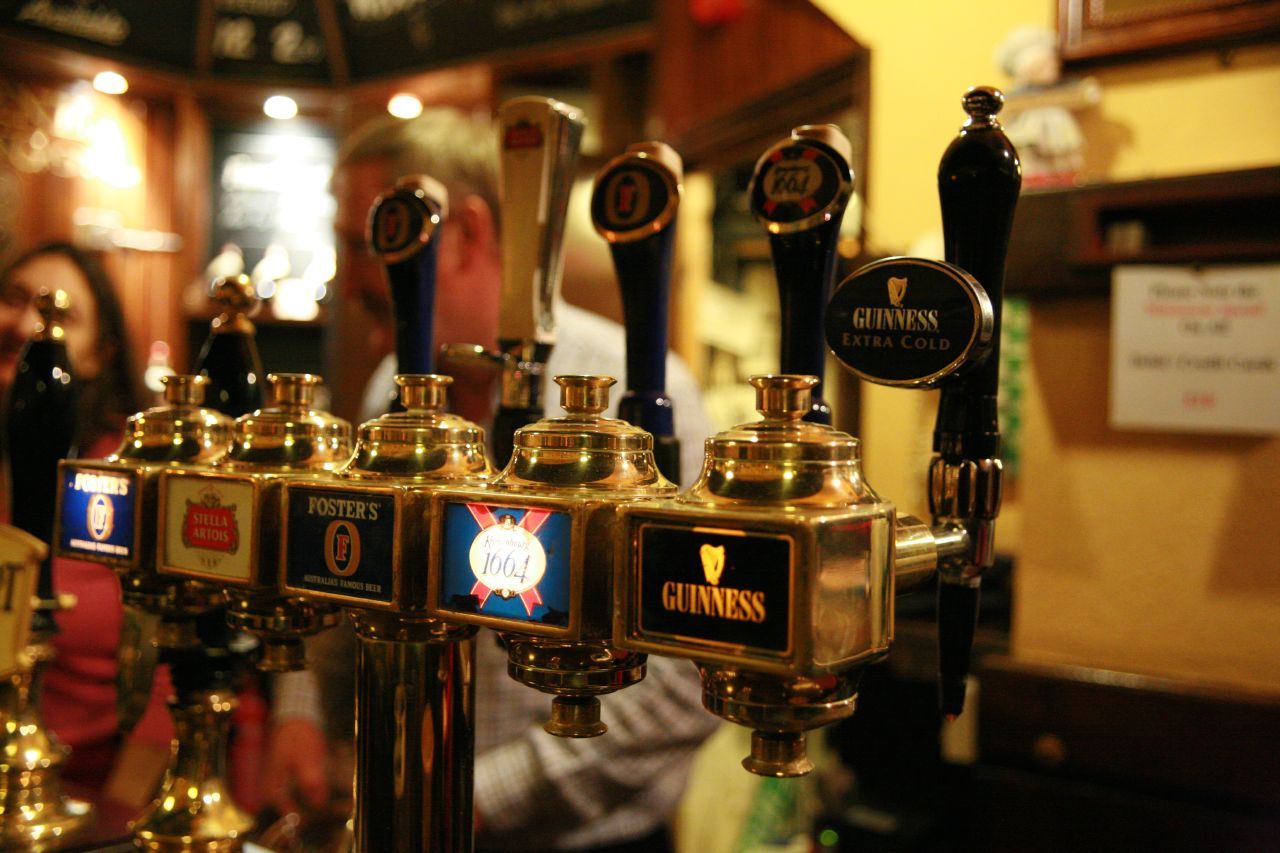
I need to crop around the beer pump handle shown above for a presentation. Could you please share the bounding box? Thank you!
[749,125,854,424]
[7,290,78,632]
[367,175,448,408]
[195,274,265,417]
[493,96,585,464]
[591,141,683,483]
[933,86,1021,718]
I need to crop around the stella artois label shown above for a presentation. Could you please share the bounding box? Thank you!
[161,473,255,584]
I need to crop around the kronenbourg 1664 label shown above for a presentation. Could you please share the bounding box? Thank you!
[162,475,255,582]
[438,501,571,626]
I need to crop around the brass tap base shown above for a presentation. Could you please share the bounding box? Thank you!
[0,645,95,850]
[545,696,607,738]
[742,731,813,778]
[502,636,645,737]
[131,690,253,852]
[699,664,861,776]
[225,593,341,671]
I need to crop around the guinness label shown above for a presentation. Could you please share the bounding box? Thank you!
[636,522,792,654]
[826,257,993,387]
[590,151,678,243]
[57,465,138,564]
[749,136,850,233]
[368,177,444,265]
[437,500,571,628]
[284,485,396,604]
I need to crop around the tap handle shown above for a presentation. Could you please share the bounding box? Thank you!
[934,86,1021,719]
[749,125,854,424]
[368,175,448,401]
[7,289,78,626]
[591,141,683,482]
[496,96,585,351]
[935,86,1021,461]
[196,274,264,417]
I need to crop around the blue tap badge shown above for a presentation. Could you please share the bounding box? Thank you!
[58,466,138,563]
[438,501,571,626]
[285,486,397,604]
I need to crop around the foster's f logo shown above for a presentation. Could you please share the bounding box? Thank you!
[324,520,361,578]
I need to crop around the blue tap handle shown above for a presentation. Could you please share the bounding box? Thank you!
[749,126,854,424]
[368,176,448,388]
[590,142,683,481]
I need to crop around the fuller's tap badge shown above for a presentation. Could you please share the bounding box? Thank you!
[437,500,571,626]
[825,257,994,387]
[749,135,852,233]
[57,465,138,564]
[636,522,793,654]
[283,485,396,605]
[367,176,445,265]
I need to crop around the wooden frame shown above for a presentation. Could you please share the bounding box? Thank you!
[1059,0,1280,66]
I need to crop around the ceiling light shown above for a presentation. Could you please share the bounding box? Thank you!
[92,71,128,95]
[387,93,423,119]
[263,95,298,120]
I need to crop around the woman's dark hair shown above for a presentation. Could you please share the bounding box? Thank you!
[0,241,143,447]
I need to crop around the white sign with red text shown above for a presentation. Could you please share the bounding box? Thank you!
[1110,265,1279,434]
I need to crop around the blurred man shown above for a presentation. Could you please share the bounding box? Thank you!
[267,107,719,852]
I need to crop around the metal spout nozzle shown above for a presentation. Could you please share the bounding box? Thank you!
[742,730,813,777]
[545,696,607,738]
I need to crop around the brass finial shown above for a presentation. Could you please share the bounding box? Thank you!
[962,86,1004,125]
[209,274,260,334]
[269,373,322,409]
[162,374,209,406]
[556,375,615,416]
[749,375,818,421]
[396,374,451,412]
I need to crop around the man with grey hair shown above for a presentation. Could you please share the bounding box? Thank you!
[267,106,719,852]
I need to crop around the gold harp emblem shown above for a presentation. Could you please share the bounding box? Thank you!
[887,276,908,307]
[699,544,725,586]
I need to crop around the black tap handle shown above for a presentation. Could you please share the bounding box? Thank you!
[195,275,265,417]
[591,142,683,483]
[934,87,1021,719]
[368,176,448,407]
[7,289,78,631]
[749,125,854,424]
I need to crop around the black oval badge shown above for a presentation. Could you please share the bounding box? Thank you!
[367,176,446,264]
[591,145,680,243]
[825,257,993,387]
[749,135,851,233]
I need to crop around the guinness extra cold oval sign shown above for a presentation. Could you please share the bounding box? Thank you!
[825,257,993,387]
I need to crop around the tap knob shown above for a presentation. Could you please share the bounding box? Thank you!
[555,375,614,416]
[749,374,818,421]
[367,175,448,405]
[162,373,210,407]
[749,125,854,424]
[198,274,264,417]
[934,86,1021,719]
[591,141,683,483]
[268,372,321,410]
[492,96,586,464]
[397,373,451,412]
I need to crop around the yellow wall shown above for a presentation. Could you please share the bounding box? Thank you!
[812,0,1280,692]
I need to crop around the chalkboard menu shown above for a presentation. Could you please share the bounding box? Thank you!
[0,0,653,83]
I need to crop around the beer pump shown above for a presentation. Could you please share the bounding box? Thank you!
[616,88,1019,775]
[279,177,493,852]
[155,372,353,671]
[55,374,255,850]
[590,141,684,483]
[0,289,93,847]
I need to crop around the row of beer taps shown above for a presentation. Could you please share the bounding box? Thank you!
[1,86,1020,851]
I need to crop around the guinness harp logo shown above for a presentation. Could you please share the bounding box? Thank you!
[699,544,725,586]
[86,494,114,542]
[888,276,908,307]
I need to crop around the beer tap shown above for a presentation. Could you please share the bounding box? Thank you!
[430,375,675,737]
[55,374,255,849]
[195,275,265,417]
[488,96,584,463]
[156,373,353,671]
[749,125,854,424]
[0,288,93,846]
[590,141,684,483]
[279,176,493,852]
[617,88,1019,775]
